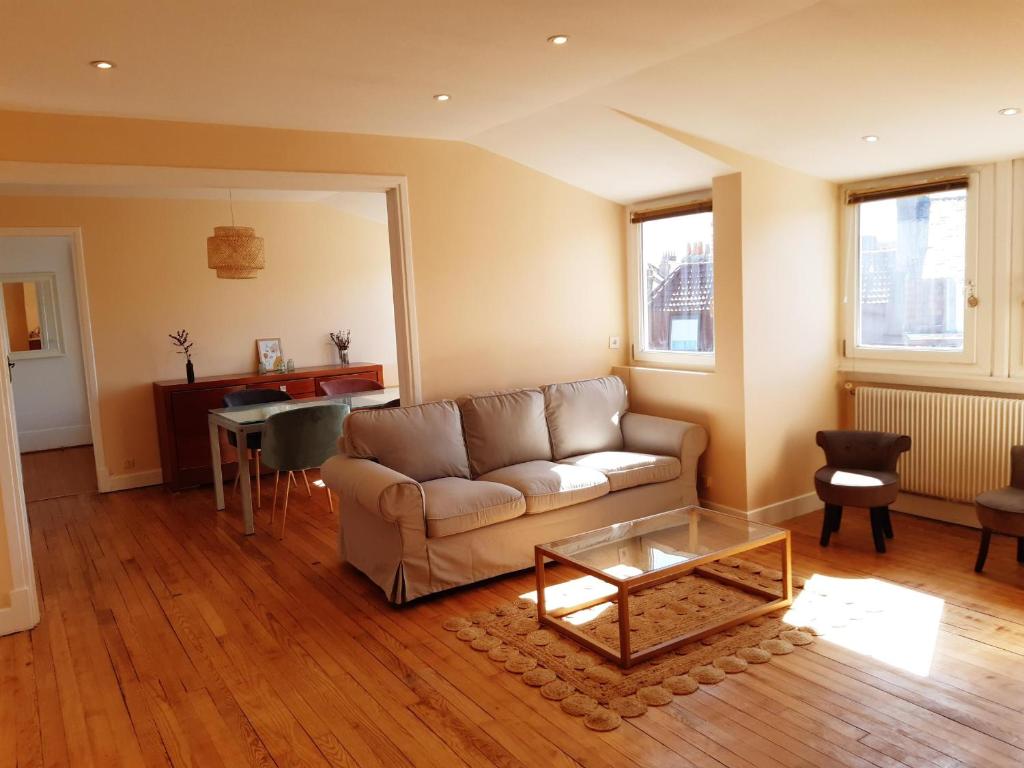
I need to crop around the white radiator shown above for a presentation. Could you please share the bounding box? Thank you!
[854,386,1024,503]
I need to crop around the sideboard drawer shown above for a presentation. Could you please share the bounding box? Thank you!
[248,378,316,397]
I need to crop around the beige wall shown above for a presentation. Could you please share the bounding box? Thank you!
[623,173,749,510]
[615,117,840,514]
[0,109,628,609]
[739,162,839,511]
[0,196,398,477]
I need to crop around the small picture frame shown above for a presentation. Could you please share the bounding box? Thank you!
[256,337,284,371]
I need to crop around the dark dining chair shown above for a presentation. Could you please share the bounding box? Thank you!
[814,430,911,553]
[261,403,349,538]
[974,446,1024,572]
[320,378,385,396]
[223,388,293,508]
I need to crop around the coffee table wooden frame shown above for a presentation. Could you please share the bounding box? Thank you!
[534,508,793,668]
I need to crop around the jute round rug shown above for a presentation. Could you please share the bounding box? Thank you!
[442,558,817,731]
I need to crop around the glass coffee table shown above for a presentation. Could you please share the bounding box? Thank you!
[534,506,792,667]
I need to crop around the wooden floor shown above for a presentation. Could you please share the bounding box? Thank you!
[3,476,1024,768]
[20,445,98,502]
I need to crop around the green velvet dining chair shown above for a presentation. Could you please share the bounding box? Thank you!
[223,388,292,509]
[261,402,349,538]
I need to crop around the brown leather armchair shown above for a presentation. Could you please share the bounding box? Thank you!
[974,445,1024,572]
[814,430,911,553]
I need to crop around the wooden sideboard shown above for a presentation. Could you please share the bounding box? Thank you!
[154,362,383,489]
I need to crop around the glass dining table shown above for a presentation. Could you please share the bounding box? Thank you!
[207,386,399,534]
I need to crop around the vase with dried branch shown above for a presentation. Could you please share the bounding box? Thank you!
[329,330,351,365]
[169,329,196,383]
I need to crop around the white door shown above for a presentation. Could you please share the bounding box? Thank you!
[0,236,91,452]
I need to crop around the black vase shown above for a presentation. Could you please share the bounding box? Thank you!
[186,359,195,384]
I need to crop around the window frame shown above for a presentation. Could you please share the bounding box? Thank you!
[627,191,716,370]
[840,166,993,376]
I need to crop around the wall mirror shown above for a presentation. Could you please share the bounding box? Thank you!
[0,272,65,359]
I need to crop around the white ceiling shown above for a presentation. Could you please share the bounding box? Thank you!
[2,1,1023,202]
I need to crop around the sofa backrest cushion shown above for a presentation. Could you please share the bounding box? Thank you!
[342,400,471,482]
[458,388,552,477]
[543,376,628,460]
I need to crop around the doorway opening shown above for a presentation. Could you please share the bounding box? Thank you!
[0,163,421,636]
[0,234,99,501]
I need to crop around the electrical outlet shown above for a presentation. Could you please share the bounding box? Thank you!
[123,458,136,471]
[608,335,621,350]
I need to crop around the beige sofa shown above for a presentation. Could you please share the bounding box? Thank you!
[321,375,708,604]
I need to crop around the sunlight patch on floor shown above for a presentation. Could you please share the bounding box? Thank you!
[785,574,944,676]
[519,564,644,625]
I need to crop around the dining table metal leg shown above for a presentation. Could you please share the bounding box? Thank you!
[236,427,255,535]
[209,417,225,511]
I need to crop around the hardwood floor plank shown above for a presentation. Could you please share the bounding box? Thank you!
[8,480,1024,767]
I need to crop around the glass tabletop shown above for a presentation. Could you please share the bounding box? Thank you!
[540,506,785,583]
[211,386,400,426]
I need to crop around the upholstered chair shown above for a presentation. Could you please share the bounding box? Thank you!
[223,388,293,507]
[974,445,1024,572]
[261,403,349,538]
[814,430,912,553]
[321,378,385,396]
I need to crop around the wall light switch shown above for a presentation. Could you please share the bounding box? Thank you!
[609,336,621,350]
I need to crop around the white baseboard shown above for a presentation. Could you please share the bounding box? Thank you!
[100,468,163,493]
[0,586,40,636]
[893,492,978,528]
[698,498,747,518]
[746,492,821,525]
[700,492,820,525]
[18,424,92,453]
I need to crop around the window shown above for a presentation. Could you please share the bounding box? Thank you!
[844,173,983,368]
[631,199,714,367]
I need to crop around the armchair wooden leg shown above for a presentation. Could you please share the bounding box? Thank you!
[272,471,281,524]
[869,507,887,553]
[882,507,893,539]
[232,467,240,498]
[279,475,291,539]
[301,469,312,497]
[325,487,334,514]
[1018,537,1024,564]
[832,508,842,532]
[975,528,992,573]
[820,505,840,547]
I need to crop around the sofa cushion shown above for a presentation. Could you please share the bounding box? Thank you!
[543,376,628,460]
[343,400,470,482]
[422,477,526,538]
[559,451,681,492]
[478,460,609,514]
[459,388,552,477]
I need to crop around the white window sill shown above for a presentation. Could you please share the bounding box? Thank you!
[626,362,717,376]
[840,366,1024,395]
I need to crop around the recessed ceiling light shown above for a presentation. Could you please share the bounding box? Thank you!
[861,135,879,143]
[547,34,569,45]
[433,93,450,102]
[89,60,115,70]
[999,107,1020,116]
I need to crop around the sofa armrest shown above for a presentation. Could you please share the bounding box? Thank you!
[320,454,424,525]
[621,412,709,463]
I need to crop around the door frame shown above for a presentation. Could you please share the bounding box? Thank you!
[0,162,422,636]
[0,228,105,478]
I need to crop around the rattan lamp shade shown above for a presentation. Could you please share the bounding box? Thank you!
[207,226,265,279]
